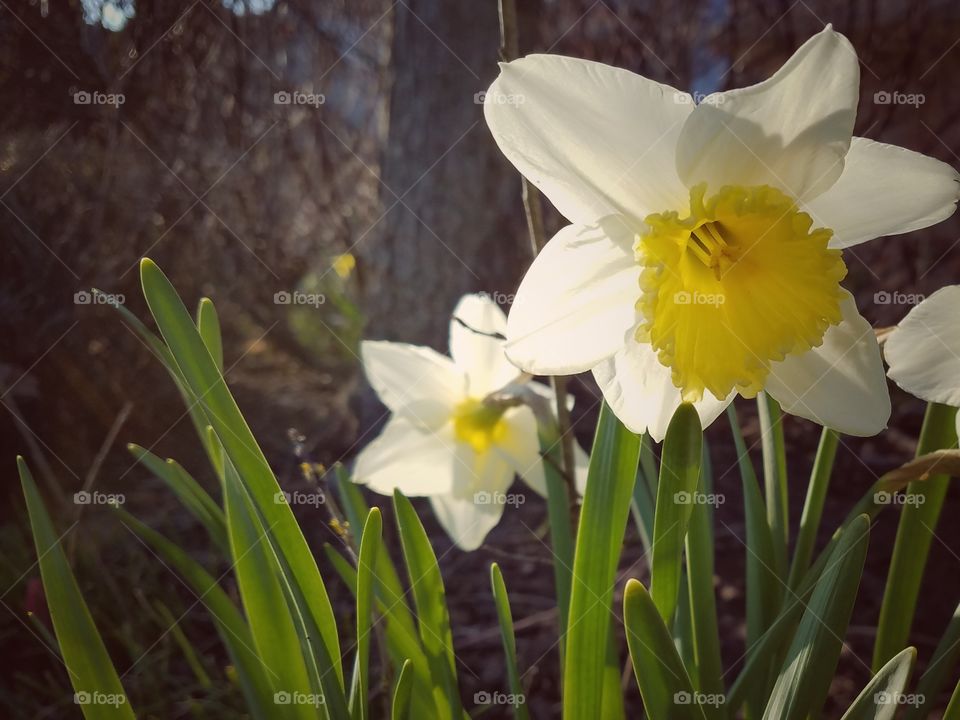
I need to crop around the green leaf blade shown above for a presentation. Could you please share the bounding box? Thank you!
[787,428,839,589]
[623,579,707,720]
[684,445,724,718]
[196,297,224,372]
[650,403,702,626]
[139,258,343,685]
[391,659,414,720]
[350,508,381,720]
[393,491,462,719]
[116,509,275,720]
[874,402,958,670]
[840,647,916,720]
[126,444,228,553]
[221,457,318,720]
[491,563,530,720]
[762,514,871,720]
[334,469,417,640]
[562,402,640,719]
[18,457,136,720]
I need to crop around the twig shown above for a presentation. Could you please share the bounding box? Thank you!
[455,607,557,648]
[80,401,133,497]
[70,401,133,557]
[498,0,518,61]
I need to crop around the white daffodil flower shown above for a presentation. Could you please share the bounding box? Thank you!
[885,285,960,438]
[353,293,588,551]
[484,26,959,440]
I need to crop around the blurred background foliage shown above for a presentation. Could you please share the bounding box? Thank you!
[2,0,960,716]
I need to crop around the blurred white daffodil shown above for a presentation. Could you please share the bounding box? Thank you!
[484,26,959,440]
[885,285,960,438]
[353,293,588,550]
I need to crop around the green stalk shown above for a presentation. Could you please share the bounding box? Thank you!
[490,564,531,720]
[640,432,659,498]
[674,571,695,670]
[758,392,789,581]
[19,458,136,720]
[726,405,780,718]
[684,445,724,718]
[651,404,703,626]
[787,428,839,589]
[600,625,625,720]
[630,455,655,554]
[562,403,640,719]
[542,440,574,674]
[874,402,958,671]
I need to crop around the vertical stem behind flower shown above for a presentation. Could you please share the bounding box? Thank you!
[758,392,789,585]
[497,0,577,513]
[787,428,839,590]
[873,402,958,672]
[541,431,574,671]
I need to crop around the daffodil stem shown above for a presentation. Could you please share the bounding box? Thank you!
[726,403,779,718]
[329,465,362,565]
[543,440,574,671]
[684,442,724,711]
[787,427,839,590]
[520,167,548,255]
[629,435,658,555]
[873,401,958,672]
[494,384,577,673]
[497,0,519,61]
[563,403,640,718]
[552,377,578,508]
[758,392,789,584]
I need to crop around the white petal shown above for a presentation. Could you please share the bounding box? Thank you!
[484,54,692,224]
[805,138,960,249]
[493,406,546,497]
[495,403,590,497]
[361,340,465,429]
[352,418,457,496]
[884,285,960,406]
[765,295,890,435]
[449,293,519,396]
[449,441,517,499]
[573,441,589,495]
[592,334,732,442]
[430,493,505,551]
[505,218,640,375]
[450,292,508,338]
[676,27,858,201]
[516,382,589,495]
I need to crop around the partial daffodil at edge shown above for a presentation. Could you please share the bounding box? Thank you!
[484,26,959,440]
[885,285,960,440]
[352,293,589,551]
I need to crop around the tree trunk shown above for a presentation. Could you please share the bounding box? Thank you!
[358,0,529,352]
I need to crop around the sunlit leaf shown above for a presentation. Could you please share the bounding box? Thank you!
[650,403,702,625]
[563,402,640,719]
[623,578,705,720]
